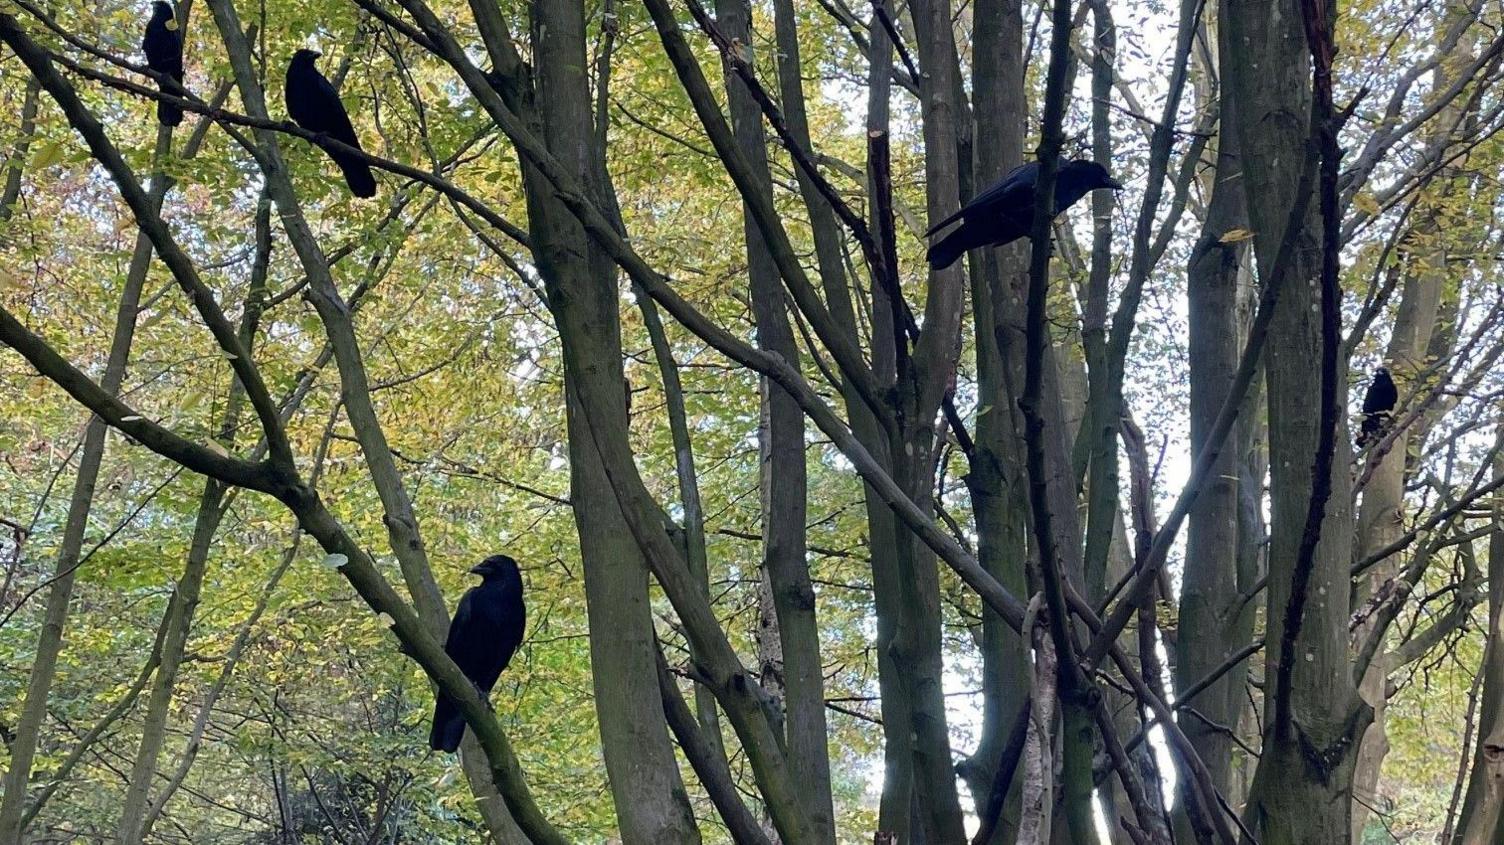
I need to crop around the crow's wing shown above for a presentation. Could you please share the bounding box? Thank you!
[1361,373,1397,414]
[494,578,526,676]
[142,20,183,77]
[311,72,364,151]
[924,161,1037,237]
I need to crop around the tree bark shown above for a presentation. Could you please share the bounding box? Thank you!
[960,0,1031,839]
[1349,12,1471,834]
[1173,3,1254,837]
[527,3,700,841]
[0,116,174,842]
[1454,422,1504,843]
[1229,0,1366,840]
[713,4,832,839]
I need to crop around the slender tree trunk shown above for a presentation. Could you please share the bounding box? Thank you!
[118,184,271,845]
[0,78,38,222]
[1173,4,1252,837]
[1455,422,1504,843]
[0,120,173,841]
[526,3,699,840]
[712,4,831,840]
[1350,14,1471,834]
[1348,244,1444,841]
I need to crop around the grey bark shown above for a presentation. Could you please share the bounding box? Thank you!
[712,4,831,840]
[1227,0,1365,840]
[1173,3,1254,837]
[959,0,1030,838]
[526,2,700,840]
[1454,422,1504,843]
[1349,14,1471,834]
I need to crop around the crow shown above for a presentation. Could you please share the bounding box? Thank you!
[1357,366,1398,448]
[141,1,184,127]
[925,159,1122,271]
[429,554,526,753]
[284,49,377,198]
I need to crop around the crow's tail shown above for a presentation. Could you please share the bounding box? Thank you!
[926,229,969,271]
[157,76,183,127]
[329,148,377,199]
[429,694,466,753]
[1357,412,1389,448]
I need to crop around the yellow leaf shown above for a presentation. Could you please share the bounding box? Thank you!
[165,18,178,30]
[32,141,63,169]
[1219,228,1254,243]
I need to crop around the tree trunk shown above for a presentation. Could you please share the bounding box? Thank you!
[1228,0,1366,840]
[713,3,832,839]
[960,0,1030,839]
[1173,4,1253,836]
[1453,423,1504,843]
[1349,12,1471,833]
[527,2,699,841]
[0,122,170,841]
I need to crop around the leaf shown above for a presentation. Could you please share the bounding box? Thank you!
[323,553,349,569]
[32,141,64,169]
[1219,228,1254,243]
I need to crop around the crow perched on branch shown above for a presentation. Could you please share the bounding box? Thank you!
[925,159,1122,271]
[284,49,377,198]
[141,1,184,127]
[1357,366,1398,448]
[428,554,526,753]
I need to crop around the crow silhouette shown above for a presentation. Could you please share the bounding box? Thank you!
[285,49,377,198]
[925,159,1121,270]
[1357,366,1398,448]
[141,1,184,127]
[429,554,526,753]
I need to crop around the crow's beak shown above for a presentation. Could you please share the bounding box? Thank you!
[468,564,487,575]
[1106,177,1124,191]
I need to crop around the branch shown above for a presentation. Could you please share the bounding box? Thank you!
[0,308,274,491]
[0,15,297,473]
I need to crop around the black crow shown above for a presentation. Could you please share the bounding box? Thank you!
[925,159,1122,270]
[284,49,377,198]
[141,1,184,127]
[1357,366,1398,448]
[429,554,526,753]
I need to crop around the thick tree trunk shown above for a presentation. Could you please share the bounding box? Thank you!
[526,3,699,841]
[884,1,972,838]
[1228,1,1365,840]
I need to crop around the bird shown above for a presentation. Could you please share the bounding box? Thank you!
[925,159,1122,271]
[428,554,526,753]
[1357,366,1398,448]
[141,1,184,127]
[284,49,377,198]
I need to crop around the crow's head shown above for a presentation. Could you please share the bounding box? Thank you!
[150,1,175,21]
[470,554,520,580]
[1064,159,1123,192]
[291,48,323,65]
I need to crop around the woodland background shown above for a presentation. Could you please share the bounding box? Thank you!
[0,0,1501,842]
